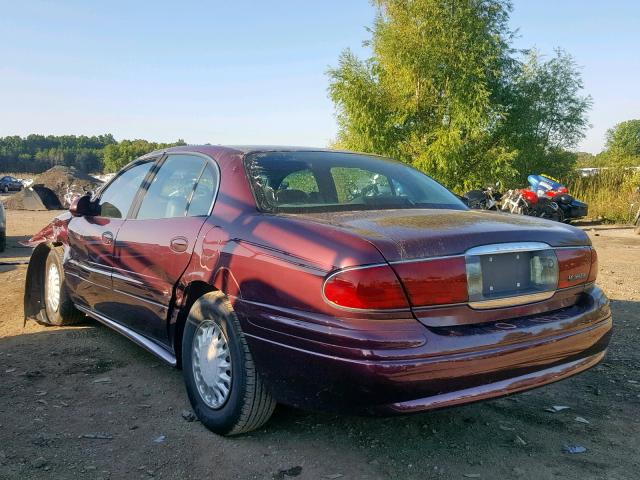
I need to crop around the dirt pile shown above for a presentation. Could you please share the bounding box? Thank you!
[4,166,101,210]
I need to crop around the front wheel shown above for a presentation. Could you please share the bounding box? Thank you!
[0,229,5,252]
[182,291,276,435]
[44,248,84,325]
[2,186,8,193]
[635,210,640,235]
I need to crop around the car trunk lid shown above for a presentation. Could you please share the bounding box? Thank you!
[298,209,589,262]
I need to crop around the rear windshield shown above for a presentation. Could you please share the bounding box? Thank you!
[244,151,466,213]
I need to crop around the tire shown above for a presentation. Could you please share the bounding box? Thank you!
[0,230,5,253]
[2,186,7,193]
[635,213,640,235]
[182,291,276,436]
[44,248,84,326]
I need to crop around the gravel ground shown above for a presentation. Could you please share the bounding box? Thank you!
[0,210,639,480]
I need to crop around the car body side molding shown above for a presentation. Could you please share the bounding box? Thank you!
[75,304,176,366]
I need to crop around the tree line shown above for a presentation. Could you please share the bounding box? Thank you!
[0,134,185,174]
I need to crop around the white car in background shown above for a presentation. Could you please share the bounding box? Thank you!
[0,200,6,252]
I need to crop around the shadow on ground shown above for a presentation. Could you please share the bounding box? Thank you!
[1,235,33,261]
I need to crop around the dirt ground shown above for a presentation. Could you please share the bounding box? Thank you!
[0,209,639,480]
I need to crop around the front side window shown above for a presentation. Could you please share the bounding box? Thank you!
[98,161,153,218]
[136,154,206,220]
[245,151,466,213]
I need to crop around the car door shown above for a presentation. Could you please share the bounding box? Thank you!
[109,153,218,345]
[65,159,156,314]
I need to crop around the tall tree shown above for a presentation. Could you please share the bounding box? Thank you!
[499,49,592,181]
[328,0,591,189]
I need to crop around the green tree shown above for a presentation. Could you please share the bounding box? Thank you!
[606,120,640,156]
[102,139,186,173]
[328,0,516,190]
[328,0,591,189]
[602,119,640,167]
[499,49,592,182]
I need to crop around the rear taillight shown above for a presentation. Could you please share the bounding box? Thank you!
[392,257,468,306]
[556,247,592,289]
[323,264,409,310]
[324,246,599,312]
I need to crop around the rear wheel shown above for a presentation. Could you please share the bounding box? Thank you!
[44,248,84,325]
[182,291,276,436]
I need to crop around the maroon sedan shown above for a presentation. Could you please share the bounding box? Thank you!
[24,146,612,435]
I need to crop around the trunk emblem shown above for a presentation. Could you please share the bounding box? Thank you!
[568,273,587,281]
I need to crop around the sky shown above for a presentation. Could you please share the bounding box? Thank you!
[0,1,638,154]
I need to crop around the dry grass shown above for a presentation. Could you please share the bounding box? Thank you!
[565,169,640,224]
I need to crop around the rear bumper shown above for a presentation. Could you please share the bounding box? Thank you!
[239,286,612,415]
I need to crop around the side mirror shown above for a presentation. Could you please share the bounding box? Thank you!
[70,194,95,217]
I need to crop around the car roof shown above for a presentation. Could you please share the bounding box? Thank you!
[143,144,361,159]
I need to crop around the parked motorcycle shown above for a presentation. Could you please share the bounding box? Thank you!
[463,184,502,210]
[501,188,563,222]
[526,174,588,223]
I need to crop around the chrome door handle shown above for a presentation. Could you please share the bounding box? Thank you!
[170,236,189,253]
[101,231,114,245]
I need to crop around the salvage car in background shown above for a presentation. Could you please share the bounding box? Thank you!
[24,146,612,436]
[0,201,5,252]
[0,175,24,193]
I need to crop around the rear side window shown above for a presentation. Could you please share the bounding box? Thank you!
[98,161,153,218]
[187,165,217,216]
[245,151,466,213]
[136,154,206,220]
[136,154,218,220]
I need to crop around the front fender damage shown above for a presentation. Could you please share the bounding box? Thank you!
[23,212,72,325]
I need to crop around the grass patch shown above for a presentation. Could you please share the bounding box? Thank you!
[565,169,640,224]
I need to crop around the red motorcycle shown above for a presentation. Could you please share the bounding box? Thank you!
[528,174,588,223]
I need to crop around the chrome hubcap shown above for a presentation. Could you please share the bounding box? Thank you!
[191,321,232,409]
[46,264,61,312]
